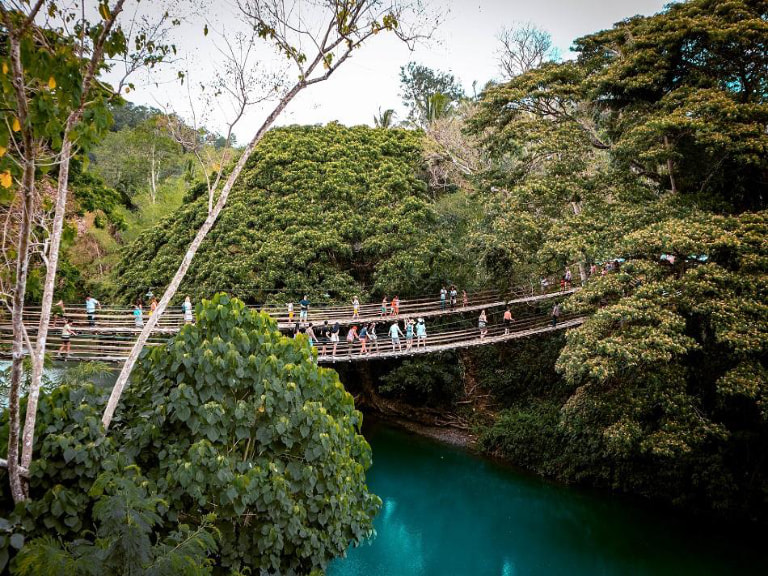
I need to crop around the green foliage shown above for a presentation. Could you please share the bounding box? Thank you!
[90,115,183,201]
[15,468,218,576]
[69,169,127,230]
[113,124,466,304]
[1,295,379,573]
[399,62,465,127]
[379,353,463,405]
[467,0,768,518]
[121,293,380,573]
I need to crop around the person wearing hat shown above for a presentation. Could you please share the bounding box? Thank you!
[416,317,427,349]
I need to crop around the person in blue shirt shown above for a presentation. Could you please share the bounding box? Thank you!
[85,295,100,326]
[299,295,310,322]
[416,318,427,349]
[405,318,414,352]
[133,304,144,327]
[389,321,404,352]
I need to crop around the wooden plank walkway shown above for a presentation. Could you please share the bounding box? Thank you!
[0,314,584,365]
[0,283,581,365]
[1,288,578,334]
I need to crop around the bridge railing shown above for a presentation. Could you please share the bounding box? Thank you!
[0,310,584,363]
[2,282,576,334]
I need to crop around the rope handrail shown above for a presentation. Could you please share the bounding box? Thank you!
[3,288,578,332]
[0,312,584,364]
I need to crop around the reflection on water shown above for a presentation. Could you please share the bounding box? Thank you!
[329,421,766,576]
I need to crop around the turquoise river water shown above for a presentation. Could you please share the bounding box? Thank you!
[328,421,766,576]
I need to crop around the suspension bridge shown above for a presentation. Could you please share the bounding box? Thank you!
[0,285,582,365]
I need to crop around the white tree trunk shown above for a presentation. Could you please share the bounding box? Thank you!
[101,82,304,429]
[7,160,37,503]
[20,133,74,471]
[149,140,158,203]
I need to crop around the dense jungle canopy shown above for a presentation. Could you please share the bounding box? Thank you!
[111,0,768,519]
[111,124,469,305]
[1,0,767,573]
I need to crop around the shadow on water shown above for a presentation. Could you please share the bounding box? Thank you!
[329,419,767,576]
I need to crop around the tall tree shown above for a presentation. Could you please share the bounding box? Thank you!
[496,22,557,79]
[0,0,174,502]
[399,61,464,127]
[101,0,438,429]
[374,106,396,128]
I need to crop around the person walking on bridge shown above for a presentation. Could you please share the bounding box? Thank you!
[462,290,468,308]
[478,310,488,340]
[391,295,400,316]
[330,321,340,359]
[416,317,427,349]
[306,323,318,349]
[503,307,513,335]
[85,294,100,327]
[319,320,330,356]
[182,296,194,324]
[564,267,572,290]
[440,286,447,310]
[380,296,388,318]
[358,324,369,356]
[405,318,414,352]
[299,295,310,322]
[450,286,457,309]
[352,296,360,320]
[287,301,294,322]
[389,321,404,352]
[56,318,76,359]
[133,303,144,328]
[551,303,561,327]
[346,325,358,357]
[368,322,379,353]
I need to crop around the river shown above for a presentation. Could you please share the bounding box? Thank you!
[329,420,765,576]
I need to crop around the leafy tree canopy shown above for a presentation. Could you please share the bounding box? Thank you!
[112,124,470,304]
[399,62,465,127]
[467,0,768,516]
[1,294,378,573]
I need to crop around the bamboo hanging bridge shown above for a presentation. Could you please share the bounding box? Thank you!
[0,285,583,365]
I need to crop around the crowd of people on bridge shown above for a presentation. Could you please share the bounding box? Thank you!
[286,287,470,324]
[292,315,430,360]
[53,268,580,360]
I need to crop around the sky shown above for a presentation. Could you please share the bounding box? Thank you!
[116,0,669,141]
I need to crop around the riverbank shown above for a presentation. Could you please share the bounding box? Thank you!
[368,413,477,449]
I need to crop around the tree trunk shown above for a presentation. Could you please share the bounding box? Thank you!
[21,131,74,472]
[101,81,305,430]
[569,201,589,285]
[664,135,677,194]
[7,160,36,503]
[149,140,157,203]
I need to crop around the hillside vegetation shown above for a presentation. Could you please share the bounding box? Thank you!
[112,124,471,305]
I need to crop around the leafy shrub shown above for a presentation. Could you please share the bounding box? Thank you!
[1,294,379,574]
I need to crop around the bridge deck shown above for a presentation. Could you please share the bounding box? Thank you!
[3,288,578,333]
[0,314,584,364]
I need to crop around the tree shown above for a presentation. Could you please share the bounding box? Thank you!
[373,107,396,128]
[111,124,459,304]
[496,22,557,79]
[101,0,439,429]
[399,62,464,127]
[466,0,768,515]
[0,0,174,503]
[2,295,381,573]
